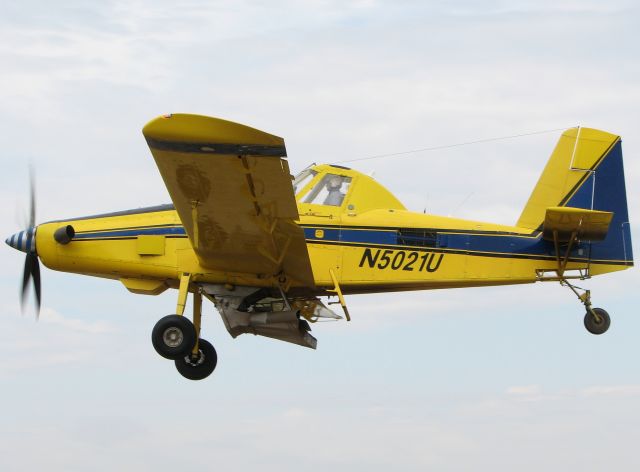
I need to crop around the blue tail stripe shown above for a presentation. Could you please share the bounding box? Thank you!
[566,141,632,263]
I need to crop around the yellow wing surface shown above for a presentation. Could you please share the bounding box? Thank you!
[143,113,314,287]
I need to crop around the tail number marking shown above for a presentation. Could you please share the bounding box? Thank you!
[358,248,444,272]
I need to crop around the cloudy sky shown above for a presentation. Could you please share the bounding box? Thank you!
[1,1,640,470]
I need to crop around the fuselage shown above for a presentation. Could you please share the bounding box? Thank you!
[32,207,626,297]
[24,163,632,296]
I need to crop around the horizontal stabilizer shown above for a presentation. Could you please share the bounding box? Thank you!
[543,207,613,242]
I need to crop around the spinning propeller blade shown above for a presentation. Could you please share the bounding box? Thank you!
[7,171,41,318]
[21,253,42,318]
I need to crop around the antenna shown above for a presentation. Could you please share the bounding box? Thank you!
[448,192,474,217]
[332,126,572,165]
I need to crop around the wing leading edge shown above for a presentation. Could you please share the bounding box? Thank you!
[143,113,315,288]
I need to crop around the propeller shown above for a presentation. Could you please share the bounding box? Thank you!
[6,171,41,318]
[21,249,41,316]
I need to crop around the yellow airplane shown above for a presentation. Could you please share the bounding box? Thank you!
[6,114,633,380]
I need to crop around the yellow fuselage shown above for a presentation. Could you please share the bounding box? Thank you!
[34,150,633,297]
[34,203,626,297]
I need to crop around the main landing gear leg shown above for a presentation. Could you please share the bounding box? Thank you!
[151,273,218,380]
[561,279,611,335]
[174,287,218,380]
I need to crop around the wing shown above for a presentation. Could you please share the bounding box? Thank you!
[143,113,314,288]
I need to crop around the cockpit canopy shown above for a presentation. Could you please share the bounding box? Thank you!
[293,164,406,215]
[297,172,352,206]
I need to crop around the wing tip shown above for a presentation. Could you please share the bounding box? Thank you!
[142,113,285,149]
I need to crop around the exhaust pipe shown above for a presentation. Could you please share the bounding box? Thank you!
[53,225,75,245]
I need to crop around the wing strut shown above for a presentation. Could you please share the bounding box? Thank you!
[552,230,578,278]
[176,272,192,315]
[328,268,351,321]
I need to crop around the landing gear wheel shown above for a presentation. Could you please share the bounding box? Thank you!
[152,315,197,360]
[584,308,611,335]
[175,339,218,381]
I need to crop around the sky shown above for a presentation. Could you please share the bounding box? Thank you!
[1,1,640,470]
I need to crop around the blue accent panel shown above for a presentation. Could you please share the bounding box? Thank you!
[340,229,397,245]
[75,226,186,239]
[567,141,633,262]
[303,227,340,241]
[303,225,557,257]
[566,173,594,209]
[445,233,577,258]
[303,227,397,245]
[312,224,609,260]
[17,231,23,249]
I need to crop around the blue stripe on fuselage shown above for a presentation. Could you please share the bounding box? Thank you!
[303,227,397,245]
[80,224,558,258]
[305,227,588,259]
[71,175,631,265]
[73,223,616,261]
[74,226,186,239]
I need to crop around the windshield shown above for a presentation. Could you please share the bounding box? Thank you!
[293,168,317,196]
[303,174,352,206]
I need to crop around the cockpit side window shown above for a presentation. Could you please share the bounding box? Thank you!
[293,169,317,197]
[303,174,352,206]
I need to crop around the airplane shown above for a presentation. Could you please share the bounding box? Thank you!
[5,114,633,380]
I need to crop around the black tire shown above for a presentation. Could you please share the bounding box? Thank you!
[584,308,611,335]
[175,339,218,381]
[151,315,197,360]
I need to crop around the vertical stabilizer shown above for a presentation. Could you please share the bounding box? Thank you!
[518,127,633,272]
[517,128,618,229]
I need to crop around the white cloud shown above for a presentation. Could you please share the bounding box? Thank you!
[581,385,640,397]
[39,306,115,334]
[506,384,542,395]
[3,386,635,471]
[282,406,309,419]
[0,302,116,377]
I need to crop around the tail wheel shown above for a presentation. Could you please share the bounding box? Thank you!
[175,339,218,381]
[152,315,197,360]
[584,308,611,335]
